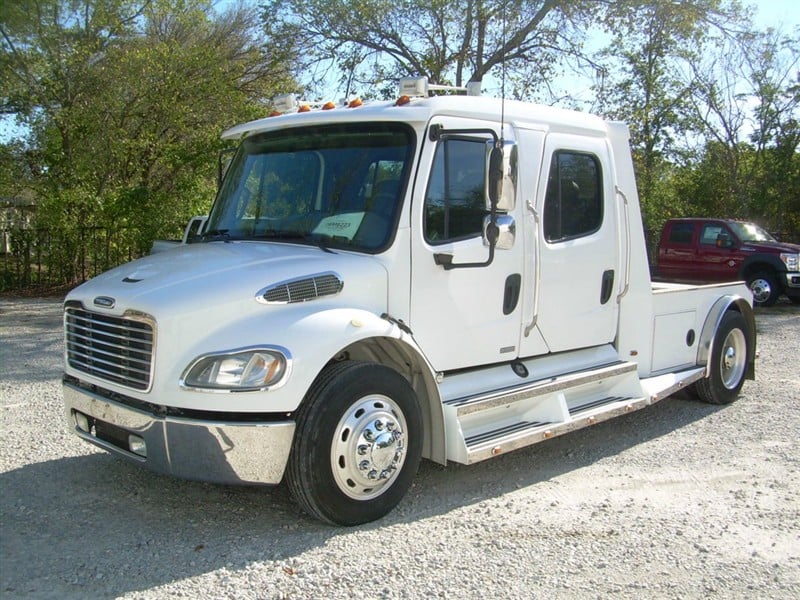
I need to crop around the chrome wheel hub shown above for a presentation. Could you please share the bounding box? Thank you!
[720,328,747,389]
[749,278,772,304]
[332,395,407,500]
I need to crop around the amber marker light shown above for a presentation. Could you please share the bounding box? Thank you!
[269,111,282,117]
[395,95,411,106]
[348,98,363,108]
[322,101,336,110]
[298,104,311,113]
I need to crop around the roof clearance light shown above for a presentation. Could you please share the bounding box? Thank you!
[399,76,429,98]
[348,98,363,108]
[273,93,297,114]
[395,95,411,106]
[298,104,311,113]
[322,101,336,110]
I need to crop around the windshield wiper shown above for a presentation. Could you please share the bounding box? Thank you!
[256,230,335,253]
[198,229,231,242]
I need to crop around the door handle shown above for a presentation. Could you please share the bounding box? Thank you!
[600,269,615,305]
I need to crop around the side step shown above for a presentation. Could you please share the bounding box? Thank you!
[442,359,649,464]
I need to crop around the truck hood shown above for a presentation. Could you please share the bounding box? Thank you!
[66,242,389,318]
[742,240,800,254]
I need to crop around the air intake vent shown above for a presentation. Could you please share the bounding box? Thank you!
[258,272,344,304]
[65,305,155,391]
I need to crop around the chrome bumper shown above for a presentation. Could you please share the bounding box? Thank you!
[63,382,295,485]
[784,272,800,289]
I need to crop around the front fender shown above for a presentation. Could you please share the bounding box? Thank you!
[165,306,432,414]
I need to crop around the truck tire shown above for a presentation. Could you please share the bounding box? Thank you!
[693,311,751,405]
[747,271,779,307]
[286,361,423,525]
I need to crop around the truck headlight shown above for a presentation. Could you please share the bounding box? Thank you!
[181,347,290,391]
[780,253,799,272]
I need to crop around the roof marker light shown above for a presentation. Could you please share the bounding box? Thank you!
[272,93,297,114]
[298,104,311,113]
[322,101,336,110]
[348,98,363,108]
[398,76,481,99]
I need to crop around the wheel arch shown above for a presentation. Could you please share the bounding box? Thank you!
[697,295,756,381]
[322,335,447,466]
[739,256,785,282]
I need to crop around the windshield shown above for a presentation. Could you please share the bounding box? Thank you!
[204,123,415,252]
[728,221,776,243]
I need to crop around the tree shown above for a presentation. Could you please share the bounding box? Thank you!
[260,0,608,100]
[592,0,744,235]
[1,0,293,287]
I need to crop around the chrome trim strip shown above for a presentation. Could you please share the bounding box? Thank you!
[451,361,637,417]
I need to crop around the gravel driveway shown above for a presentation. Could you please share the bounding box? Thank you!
[1,298,798,599]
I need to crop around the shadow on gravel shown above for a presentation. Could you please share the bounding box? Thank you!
[0,393,724,598]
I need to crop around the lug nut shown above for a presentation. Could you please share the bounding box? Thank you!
[368,470,378,480]
[374,419,384,430]
[357,444,369,455]
[363,429,374,442]
[359,460,370,471]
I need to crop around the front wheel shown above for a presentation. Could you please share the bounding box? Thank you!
[693,311,751,405]
[747,271,780,307]
[286,361,423,525]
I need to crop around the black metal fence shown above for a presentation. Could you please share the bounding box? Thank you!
[0,227,143,294]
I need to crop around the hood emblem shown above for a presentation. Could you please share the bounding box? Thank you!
[93,296,116,309]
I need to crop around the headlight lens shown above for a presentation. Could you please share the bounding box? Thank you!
[182,348,289,391]
[780,253,799,272]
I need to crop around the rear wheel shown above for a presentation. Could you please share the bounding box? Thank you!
[694,311,751,405]
[747,271,780,307]
[286,361,422,525]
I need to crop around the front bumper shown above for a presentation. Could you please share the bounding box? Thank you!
[63,382,295,485]
[783,272,800,290]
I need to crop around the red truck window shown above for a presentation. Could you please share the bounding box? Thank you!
[668,222,694,244]
[701,224,726,245]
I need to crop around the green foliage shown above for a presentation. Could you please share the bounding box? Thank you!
[1,0,294,289]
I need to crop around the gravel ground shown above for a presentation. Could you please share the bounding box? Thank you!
[1,297,798,599]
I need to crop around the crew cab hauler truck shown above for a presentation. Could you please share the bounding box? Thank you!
[63,77,756,525]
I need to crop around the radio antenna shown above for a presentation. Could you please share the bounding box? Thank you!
[499,0,507,148]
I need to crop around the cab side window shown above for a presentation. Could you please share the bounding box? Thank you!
[700,224,726,245]
[668,222,695,244]
[424,137,486,243]
[543,151,603,243]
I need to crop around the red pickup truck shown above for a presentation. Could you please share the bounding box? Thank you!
[656,218,800,306]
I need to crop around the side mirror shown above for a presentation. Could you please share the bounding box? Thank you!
[485,140,518,212]
[716,234,733,249]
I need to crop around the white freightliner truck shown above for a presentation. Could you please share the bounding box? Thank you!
[63,77,756,525]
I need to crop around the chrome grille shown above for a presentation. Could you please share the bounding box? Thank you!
[65,306,154,391]
[259,272,344,304]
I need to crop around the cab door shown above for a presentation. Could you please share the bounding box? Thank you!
[531,133,620,353]
[408,119,524,372]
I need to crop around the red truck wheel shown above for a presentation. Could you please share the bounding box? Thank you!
[747,272,779,307]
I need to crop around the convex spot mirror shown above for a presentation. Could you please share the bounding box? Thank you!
[485,140,518,212]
